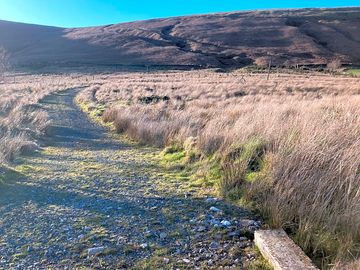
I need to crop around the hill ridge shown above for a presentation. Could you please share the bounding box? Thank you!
[0,7,359,68]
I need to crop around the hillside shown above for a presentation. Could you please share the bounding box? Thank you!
[0,7,359,69]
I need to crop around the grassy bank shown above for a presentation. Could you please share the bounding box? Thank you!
[76,70,360,268]
[0,74,91,164]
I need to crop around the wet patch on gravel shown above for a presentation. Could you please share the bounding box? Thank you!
[0,89,265,269]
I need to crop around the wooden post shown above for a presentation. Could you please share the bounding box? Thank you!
[267,56,272,80]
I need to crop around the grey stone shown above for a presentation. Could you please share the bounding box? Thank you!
[206,197,220,203]
[87,246,106,256]
[227,231,240,238]
[197,226,207,232]
[140,243,148,249]
[210,219,221,226]
[221,220,231,227]
[160,232,167,240]
[240,219,256,227]
[209,206,221,213]
[209,241,220,249]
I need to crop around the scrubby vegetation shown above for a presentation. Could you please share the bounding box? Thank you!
[0,74,88,163]
[1,69,359,268]
[78,70,360,268]
[346,68,360,77]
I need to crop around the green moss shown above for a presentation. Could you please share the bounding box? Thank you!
[224,186,244,201]
[346,68,360,77]
[12,245,31,262]
[78,161,104,171]
[80,226,109,243]
[245,172,260,182]
[76,101,112,127]
[0,166,24,184]
[220,137,268,196]
[12,251,29,261]
[160,146,186,167]
[153,247,170,257]
[84,103,106,120]
[15,164,43,174]
[190,158,222,188]
[132,258,167,270]
[123,244,138,255]
[161,207,175,221]
[234,137,266,170]
[163,145,182,155]
[183,137,200,162]
[246,257,273,270]
[243,247,273,270]
[132,249,174,270]
[293,228,342,267]
[207,161,222,181]
[92,104,106,117]
[42,147,62,156]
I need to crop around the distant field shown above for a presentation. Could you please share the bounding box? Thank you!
[1,69,359,268]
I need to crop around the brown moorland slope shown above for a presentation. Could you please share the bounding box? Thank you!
[0,7,359,69]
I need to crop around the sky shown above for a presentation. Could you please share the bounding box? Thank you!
[0,0,359,28]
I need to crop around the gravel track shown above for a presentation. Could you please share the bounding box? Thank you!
[0,89,262,269]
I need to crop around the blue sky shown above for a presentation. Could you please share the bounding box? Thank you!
[0,0,359,27]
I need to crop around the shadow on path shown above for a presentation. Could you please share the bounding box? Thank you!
[0,89,255,269]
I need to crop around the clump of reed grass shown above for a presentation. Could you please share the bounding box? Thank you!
[97,70,360,268]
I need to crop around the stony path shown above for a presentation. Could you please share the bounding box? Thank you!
[0,90,263,269]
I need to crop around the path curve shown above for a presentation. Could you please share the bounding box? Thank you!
[0,89,259,269]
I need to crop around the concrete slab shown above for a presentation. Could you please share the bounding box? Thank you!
[254,229,318,270]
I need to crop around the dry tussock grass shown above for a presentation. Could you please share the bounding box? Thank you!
[0,74,90,162]
[1,69,359,267]
[87,70,360,267]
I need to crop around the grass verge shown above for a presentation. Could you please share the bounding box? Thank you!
[79,90,360,269]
